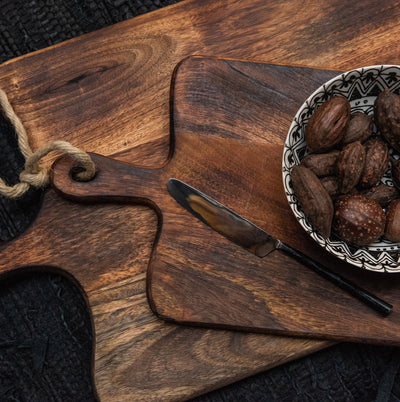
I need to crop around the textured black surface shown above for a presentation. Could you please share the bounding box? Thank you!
[0,271,95,401]
[0,1,400,401]
[192,344,400,402]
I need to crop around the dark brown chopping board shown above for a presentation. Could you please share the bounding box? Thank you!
[52,56,400,345]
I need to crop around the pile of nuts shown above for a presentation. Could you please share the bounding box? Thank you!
[292,89,400,247]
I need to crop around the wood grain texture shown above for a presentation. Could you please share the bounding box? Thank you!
[0,188,325,401]
[2,0,400,400]
[52,57,400,346]
[1,0,400,166]
[2,58,339,402]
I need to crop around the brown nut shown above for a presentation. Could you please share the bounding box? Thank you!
[333,195,385,246]
[392,159,400,191]
[361,184,400,208]
[336,141,366,194]
[385,199,400,242]
[320,176,340,198]
[305,96,351,153]
[301,150,340,177]
[358,137,389,189]
[342,112,373,145]
[374,89,400,152]
[291,165,333,238]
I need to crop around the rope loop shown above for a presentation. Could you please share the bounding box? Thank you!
[0,89,95,198]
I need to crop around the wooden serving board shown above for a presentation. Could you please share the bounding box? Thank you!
[3,0,400,399]
[51,56,400,345]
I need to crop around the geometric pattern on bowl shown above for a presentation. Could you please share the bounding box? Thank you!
[282,65,400,273]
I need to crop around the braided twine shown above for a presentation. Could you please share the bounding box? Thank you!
[0,89,95,198]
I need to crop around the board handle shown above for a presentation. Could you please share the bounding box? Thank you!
[51,153,165,206]
[279,242,393,316]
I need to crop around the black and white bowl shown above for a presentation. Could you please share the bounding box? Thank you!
[282,65,400,273]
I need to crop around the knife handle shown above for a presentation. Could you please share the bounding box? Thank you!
[278,242,393,316]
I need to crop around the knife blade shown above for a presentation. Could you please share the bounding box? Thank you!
[167,178,392,316]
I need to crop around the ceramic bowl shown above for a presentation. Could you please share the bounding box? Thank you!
[282,65,400,273]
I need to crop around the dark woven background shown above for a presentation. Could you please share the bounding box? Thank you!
[0,1,399,401]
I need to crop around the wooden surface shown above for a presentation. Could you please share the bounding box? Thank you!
[0,182,326,401]
[52,56,400,345]
[1,0,400,400]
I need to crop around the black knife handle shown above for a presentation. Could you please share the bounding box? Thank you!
[279,242,393,316]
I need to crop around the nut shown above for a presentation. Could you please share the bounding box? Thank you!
[374,89,400,152]
[291,165,333,238]
[358,137,389,189]
[301,150,340,177]
[392,159,400,191]
[360,184,399,208]
[385,199,400,242]
[320,176,340,198]
[333,195,385,246]
[336,141,366,194]
[342,112,373,145]
[305,96,350,153]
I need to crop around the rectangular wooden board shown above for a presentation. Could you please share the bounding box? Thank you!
[144,56,400,345]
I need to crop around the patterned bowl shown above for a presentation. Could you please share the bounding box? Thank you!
[282,65,400,273]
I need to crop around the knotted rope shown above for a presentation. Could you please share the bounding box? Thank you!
[0,89,95,198]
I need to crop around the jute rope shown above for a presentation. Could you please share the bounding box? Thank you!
[0,89,95,198]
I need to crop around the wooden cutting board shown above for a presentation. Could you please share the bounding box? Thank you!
[3,0,400,399]
[51,56,400,345]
